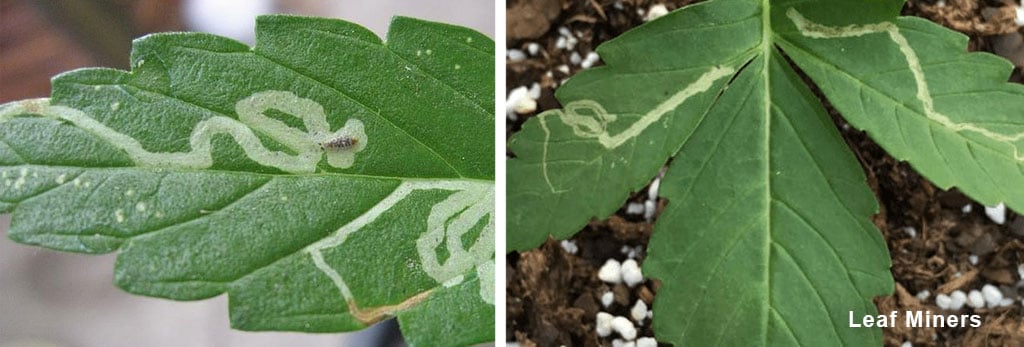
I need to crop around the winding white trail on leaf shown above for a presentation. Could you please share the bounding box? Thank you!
[787,8,1024,161]
[0,91,367,173]
[536,116,564,194]
[551,66,735,149]
[415,182,495,303]
[537,66,735,193]
[1,92,493,318]
[306,179,494,316]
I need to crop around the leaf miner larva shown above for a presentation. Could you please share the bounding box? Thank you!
[322,135,359,150]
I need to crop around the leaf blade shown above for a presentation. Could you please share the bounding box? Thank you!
[777,9,1024,213]
[0,15,494,345]
[647,48,891,346]
[507,0,761,251]
[507,0,904,345]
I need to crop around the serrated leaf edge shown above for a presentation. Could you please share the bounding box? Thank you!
[0,91,367,174]
[787,8,1024,161]
[533,66,736,193]
[305,179,494,324]
[0,90,496,326]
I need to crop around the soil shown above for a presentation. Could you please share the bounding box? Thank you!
[505,1,1024,346]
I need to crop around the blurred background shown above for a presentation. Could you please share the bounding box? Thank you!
[0,0,493,346]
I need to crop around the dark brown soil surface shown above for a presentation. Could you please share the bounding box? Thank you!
[506,1,1024,346]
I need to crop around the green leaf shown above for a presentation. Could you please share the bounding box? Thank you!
[509,0,1020,344]
[777,4,1024,212]
[0,15,494,345]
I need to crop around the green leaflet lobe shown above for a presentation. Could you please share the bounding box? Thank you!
[647,47,890,346]
[507,0,760,250]
[777,7,1024,213]
[0,15,494,346]
[503,0,983,345]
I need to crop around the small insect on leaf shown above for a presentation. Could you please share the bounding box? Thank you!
[322,136,359,150]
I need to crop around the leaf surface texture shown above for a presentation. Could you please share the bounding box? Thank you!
[0,15,494,346]
[508,0,1022,344]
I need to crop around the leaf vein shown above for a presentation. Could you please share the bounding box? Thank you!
[5,170,84,204]
[249,50,465,177]
[300,28,490,115]
[123,177,273,242]
[772,197,867,300]
[769,307,800,345]
[0,137,28,163]
[771,241,845,346]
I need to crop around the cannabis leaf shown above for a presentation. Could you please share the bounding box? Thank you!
[508,0,1022,345]
[0,15,494,346]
